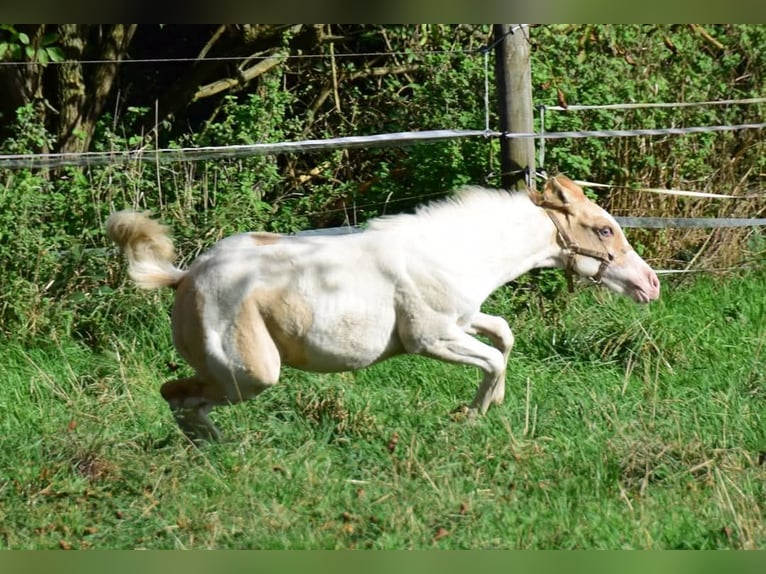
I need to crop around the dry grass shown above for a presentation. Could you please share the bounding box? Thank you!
[602,131,766,270]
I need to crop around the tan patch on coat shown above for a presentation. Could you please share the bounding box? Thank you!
[171,276,209,377]
[542,176,634,265]
[249,232,282,246]
[569,199,633,259]
[234,288,313,381]
[260,289,314,369]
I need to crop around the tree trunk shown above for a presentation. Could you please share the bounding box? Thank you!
[57,24,137,154]
[0,25,49,152]
[57,25,87,153]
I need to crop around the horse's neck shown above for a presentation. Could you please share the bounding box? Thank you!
[409,193,560,294]
[467,195,559,282]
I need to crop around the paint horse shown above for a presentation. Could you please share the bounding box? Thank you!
[107,175,660,440]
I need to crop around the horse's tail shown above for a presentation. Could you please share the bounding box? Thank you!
[106,210,187,290]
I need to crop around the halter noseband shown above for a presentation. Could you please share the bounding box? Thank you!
[538,202,614,292]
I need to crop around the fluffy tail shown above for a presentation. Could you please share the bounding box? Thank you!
[106,210,187,290]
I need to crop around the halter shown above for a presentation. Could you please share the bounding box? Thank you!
[537,201,614,292]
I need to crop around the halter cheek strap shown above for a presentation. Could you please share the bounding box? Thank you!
[539,204,614,292]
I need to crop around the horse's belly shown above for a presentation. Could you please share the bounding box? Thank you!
[289,311,403,372]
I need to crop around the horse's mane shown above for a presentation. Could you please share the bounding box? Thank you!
[366,187,530,232]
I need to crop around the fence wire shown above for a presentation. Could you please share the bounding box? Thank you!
[2,121,766,170]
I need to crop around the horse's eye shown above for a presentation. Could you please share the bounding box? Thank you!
[597,226,613,238]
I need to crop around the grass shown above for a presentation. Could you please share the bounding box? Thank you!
[0,268,764,549]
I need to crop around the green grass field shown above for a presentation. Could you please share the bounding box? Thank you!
[1,269,763,549]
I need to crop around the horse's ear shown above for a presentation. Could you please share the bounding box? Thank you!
[542,176,570,206]
[542,175,584,207]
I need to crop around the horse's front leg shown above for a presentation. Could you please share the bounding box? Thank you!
[466,313,514,407]
[404,324,506,416]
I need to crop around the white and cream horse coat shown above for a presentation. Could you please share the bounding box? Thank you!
[107,176,660,440]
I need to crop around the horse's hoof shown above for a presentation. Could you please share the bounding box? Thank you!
[172,408,223,443]
[185,425,222,444]
[449,404,479,422]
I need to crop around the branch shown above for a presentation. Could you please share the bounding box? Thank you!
[304,63,421,134]
[349,63,420,80]
[197,24,227,60]
[191,52,287,102]
[689,24,724,51]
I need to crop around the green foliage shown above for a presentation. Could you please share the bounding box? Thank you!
[0,25,64,63]
[2,103,56,154]
[531,25,766,183]
[0,24,765,346]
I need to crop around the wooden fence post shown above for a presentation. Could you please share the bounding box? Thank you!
[494,24,535,191]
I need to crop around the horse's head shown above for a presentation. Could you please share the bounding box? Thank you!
[537,175,660,304]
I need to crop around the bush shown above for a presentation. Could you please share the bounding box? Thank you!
[1,25,765,345]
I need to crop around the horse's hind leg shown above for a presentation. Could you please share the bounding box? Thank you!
[160,376,227,442]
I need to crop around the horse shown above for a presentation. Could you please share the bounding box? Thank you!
[107,175,660,441]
